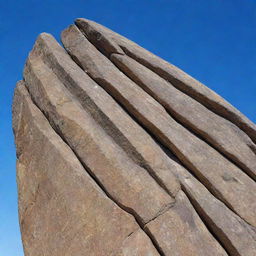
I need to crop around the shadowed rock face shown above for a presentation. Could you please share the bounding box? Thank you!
[12,19,256,256]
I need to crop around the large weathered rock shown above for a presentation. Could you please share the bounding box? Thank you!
[61,24,256,227]
[111,53,256,181]
[75,18,256,144]
[145,191,227,256]
[172,159,256,256]
[24,52,173,225]
[29,32,180,198]
[13,18,256,255]
[13,81,159,256]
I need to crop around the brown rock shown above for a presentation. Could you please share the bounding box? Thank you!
[21,34,225,253]
[23,52,173,225]
[117,230,162,256]
[75,18,124,57]
[75,18,256,144]
[29,32,180,198]
[13,81,159,256]
[13,18,256,255]
[111,53,256,180]
[145,191,228,256]
[61,24,256,227]
[172,160,256,256]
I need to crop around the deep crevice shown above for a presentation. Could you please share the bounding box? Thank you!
[164,103,255,182]
[143,227,166,256]
[164,107,256,182]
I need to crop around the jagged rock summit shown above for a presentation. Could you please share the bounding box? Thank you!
[13,18,256,256]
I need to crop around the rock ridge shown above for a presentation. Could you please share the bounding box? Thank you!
[13,18,256,256]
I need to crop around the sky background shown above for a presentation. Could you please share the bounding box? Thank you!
[0,0,255,255]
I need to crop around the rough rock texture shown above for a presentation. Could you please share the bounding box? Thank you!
[13,18,256,256]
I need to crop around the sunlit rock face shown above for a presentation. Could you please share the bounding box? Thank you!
[13,18,256,256]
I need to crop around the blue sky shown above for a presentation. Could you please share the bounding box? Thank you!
[0,0,255,255]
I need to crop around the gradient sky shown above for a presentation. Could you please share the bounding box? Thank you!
[0,0,255,255]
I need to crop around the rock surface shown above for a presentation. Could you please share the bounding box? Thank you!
[13,18,256,256]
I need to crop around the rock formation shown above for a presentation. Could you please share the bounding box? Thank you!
[13,18,256,256]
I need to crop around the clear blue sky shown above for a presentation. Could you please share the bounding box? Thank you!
[0,0,255,255]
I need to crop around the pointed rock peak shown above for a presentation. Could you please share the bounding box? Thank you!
[12,17,256,256]
[75,18,125,56]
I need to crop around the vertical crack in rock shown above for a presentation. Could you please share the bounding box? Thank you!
[180,187,232,256]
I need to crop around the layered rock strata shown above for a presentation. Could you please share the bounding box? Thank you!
[13,18,256,256]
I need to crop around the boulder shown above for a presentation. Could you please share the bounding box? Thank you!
[13,19,256,255]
